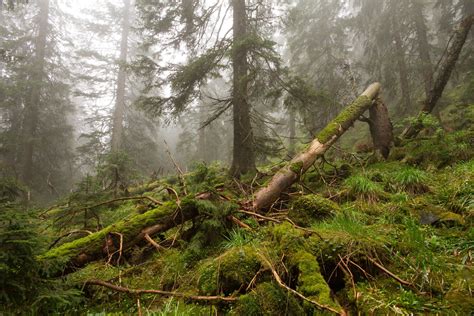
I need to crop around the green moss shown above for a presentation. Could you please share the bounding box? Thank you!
[267,222,306,254]
[197,245,261,295]
[289,161,304,174]
[39,198,202,266]
[317,95,371,144]
[232,282,305,316]
[288,194,340,226]
[289,250,341,312]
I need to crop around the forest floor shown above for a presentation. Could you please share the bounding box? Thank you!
[27,104,474,315]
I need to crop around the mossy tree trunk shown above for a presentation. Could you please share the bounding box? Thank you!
[402,14,474,139]
[252,83,381,211]
[368,98,393,159]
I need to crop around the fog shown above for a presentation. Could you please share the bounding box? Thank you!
[0,0,472,202]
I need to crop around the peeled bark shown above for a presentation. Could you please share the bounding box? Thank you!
[40,199,201,270]
[110,0,131,152]
[252,83,381,211]
[230,0,256,177]
[402,14,474,139]
[368,98,393,159]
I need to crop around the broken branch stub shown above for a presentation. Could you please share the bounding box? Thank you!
[252,83,381,211]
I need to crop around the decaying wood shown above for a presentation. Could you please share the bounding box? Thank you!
[368,98,394,158]
[85,279,237,303]
[252,83,381,211]
[402,14,474,139]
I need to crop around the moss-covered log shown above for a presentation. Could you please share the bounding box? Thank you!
[252,83,381,211]
[39,198,203,270]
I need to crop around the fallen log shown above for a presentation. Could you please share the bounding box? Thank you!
[39,198,202,269]
[401,14,474,139]
[252,83,381,211]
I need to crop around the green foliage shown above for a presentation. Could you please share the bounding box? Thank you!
[343,174,386,202]
[389,166,429,194]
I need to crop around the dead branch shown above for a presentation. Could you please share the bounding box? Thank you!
[85,279,237,303]
[164,140,188,195]
[366,257,414,288]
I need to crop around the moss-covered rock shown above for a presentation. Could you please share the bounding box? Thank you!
[288,195,340,226]
[197,245,261,295]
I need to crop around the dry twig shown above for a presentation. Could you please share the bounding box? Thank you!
[85,279,237,303]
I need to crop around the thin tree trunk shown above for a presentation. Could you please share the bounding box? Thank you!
[110,0,131,152]
[21,0,49,184]
[402,14,474,139]
[230,0,255,177]
[412,0,433,97]
[368,98,393,159]
[252,83,381,211]
[288,107,296,158]
[392,17,411,115]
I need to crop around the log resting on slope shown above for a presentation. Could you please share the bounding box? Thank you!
[252,83,382,211]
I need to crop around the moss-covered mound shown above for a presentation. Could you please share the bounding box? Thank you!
[288,194,340,226]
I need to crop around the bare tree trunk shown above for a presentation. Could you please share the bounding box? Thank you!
[392,17,411,115]
[252,83,381,211]
[412,0,433,97]
[368,98,393,159]
[230,0,255,177]
[21,0,49,184]
[110,0,131,152]
[402,14,474,139]
[288,107,296,158]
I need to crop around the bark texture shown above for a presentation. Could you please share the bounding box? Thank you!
[110,0,131,152]
[252,83,381,211]
[21,0,49,184]
[402,14,474,139]
[230,0,256,177]
[368,98,393,159]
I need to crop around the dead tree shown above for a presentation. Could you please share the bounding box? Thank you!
[252,83,382,211]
